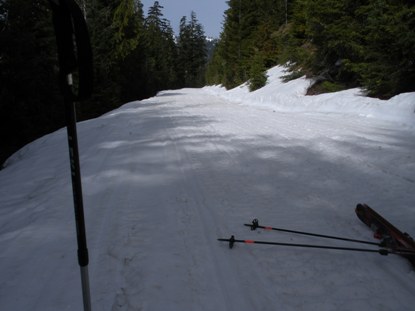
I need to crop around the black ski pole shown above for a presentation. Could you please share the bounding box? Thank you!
[49,1,93,310]
[218,235,390,256]
[245,219,382,247]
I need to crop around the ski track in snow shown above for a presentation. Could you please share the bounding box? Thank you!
[1,87,415,311]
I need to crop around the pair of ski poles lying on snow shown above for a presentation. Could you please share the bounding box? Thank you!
[218,219,415,257]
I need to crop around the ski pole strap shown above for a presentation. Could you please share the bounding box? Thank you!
[218,236,389,256]
[49,0,93,101]
[245,219,380,247]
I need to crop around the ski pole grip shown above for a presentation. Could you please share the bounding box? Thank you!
[49,0,93,101]
[229,235,235,249]
[251,219,259,230]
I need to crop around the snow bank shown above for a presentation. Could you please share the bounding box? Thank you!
[205,66,415,128]
[2,82,415,311]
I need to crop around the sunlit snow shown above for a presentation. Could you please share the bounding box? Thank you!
[1,66,414,310]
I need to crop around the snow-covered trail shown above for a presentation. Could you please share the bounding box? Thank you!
[1,88,415,311]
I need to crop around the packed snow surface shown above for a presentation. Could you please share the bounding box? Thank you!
[1,66,414,310]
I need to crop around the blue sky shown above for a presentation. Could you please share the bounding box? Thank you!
[141,0,228,38]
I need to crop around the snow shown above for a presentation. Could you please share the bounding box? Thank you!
[1,66,415,310]
[206,66,415,128]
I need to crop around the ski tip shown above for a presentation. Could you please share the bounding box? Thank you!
[356,203,369,210]
[355,203,371,225]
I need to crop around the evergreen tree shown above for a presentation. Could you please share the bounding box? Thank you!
[281,0,415,98]
[252,0,286,67]
[205,37,226,85]
[216,0,244,88]
[249,53,268,91]
[207,0,288,89]
[85,0,123,115]
[177,12,208,87]
[0,0,215,166]
[115,0,148,102]
[84,0,147,112]
[112,0,143,60]
[275,0,315,76]
[302,0,363,84]
[352,0,415,98]
[0,0,63,166]
[143,1,178,96]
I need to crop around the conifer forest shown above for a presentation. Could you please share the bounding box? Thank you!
[1,0,414,166]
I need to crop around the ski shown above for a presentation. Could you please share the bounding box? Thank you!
[356,203,415,266]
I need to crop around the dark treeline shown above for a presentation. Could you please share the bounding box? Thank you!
[206,0,415,95]
[2,0,414,166]
[0,0,207,166]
